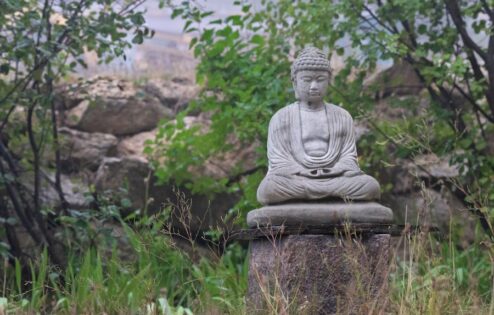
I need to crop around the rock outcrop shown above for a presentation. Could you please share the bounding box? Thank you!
[365,61,424,99]
[143,77,200,114]
[59,127,118,172]
[65,96,172,136]
[49,76,250,236]
[94,156,239,233]
[116,129,157,161]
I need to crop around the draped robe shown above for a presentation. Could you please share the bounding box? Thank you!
[257,103,380,205]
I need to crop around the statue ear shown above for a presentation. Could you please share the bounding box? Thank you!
[292,79,300,100]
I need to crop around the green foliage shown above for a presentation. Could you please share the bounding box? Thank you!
[0,0,154,264]
[1,210,248,314]
[148,0,494,235]
[391,234,493,314]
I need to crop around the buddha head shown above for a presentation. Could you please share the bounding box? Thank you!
[291,47,332,103]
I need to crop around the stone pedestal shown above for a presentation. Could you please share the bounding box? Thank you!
[247,233,391,315]
[247,202,394,227]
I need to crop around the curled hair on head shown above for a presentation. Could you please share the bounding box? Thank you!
[291,47,332,82]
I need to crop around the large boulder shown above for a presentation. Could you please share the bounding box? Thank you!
[143,77,200,114]
[365,61,425,99]
[94,157,151,211]
[384,188,475,243]
[408,153,460,179]
[37,172,90,210]
[378,153,474,243]
[380,154,460,194]
[94,157,239,233]
[116,129,157,161]
[59,127,117,172]
[64,77,173,136]
[54,83,90,110]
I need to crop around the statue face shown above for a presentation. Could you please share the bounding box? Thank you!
[293,70,329,103]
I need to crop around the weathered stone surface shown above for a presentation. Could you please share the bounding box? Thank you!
[54,84,88,110]
[372,95,428,121]
[384,188,475,239]
[94,157,151,212]
[65,98,172,136]
[248,234,391,314]
[116,129,157,161]
[380,154,460,195]
[365,61,424,98]
[201,141,258,180]
[354,120,371,141]
[408,153,460,179]
[39,173,90,209]
[94,157,239,233]
[247,202,394,227]
[64,78,173,136]
[59,127,117,172]
[115,114,258,177]
[143,77,199,114]
[257,48,383,206]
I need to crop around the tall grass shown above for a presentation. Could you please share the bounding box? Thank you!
[0,213,491,314]
[0,213,248,315]
[390,231,493,315]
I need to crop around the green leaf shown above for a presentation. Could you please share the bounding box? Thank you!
[171,8,183,19]
[132,31,144,44]
[417,24,427,34]
[251,34,264,45]
[0,63,10,74]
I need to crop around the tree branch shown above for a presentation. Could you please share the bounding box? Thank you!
[453,81,494,123]
[444,0,488,61]
[226,166,265,186]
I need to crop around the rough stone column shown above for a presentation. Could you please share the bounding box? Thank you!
[247,232,391,315]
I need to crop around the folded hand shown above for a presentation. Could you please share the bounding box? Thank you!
[298,167,346,178]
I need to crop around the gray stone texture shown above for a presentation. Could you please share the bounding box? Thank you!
[247,202,394,227]
[58,127,118,172]
[257,47,382,206]
[64,78,173,136]
[94,157,239,232]
[143,77,200,114]
[247,234,391,315]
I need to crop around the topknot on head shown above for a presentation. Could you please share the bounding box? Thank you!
[291,47,332,81]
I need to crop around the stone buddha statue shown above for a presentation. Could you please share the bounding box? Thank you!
[257,47,380,205]
[249,47,393,227]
